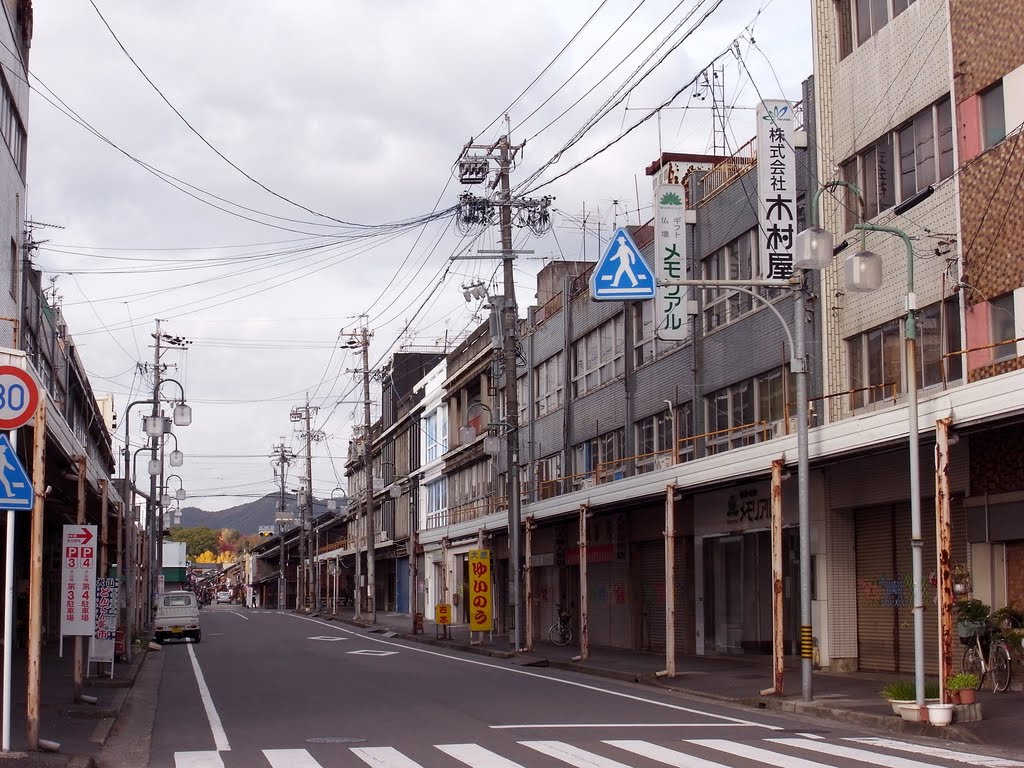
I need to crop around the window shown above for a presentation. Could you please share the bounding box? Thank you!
[534,353,564,417]
[9,238,16,298]
[0,72,25,175]
[536,454,561,499]
[635,412,674,472]
[847,319,903,409]
[855,0,888,46]
[705,374,783,454]
[632,301,682,365]
[990,292,1017,361]
[572,429,624,484]
[702,230,756,331]
[917,297,962,387]
[892,0,916,16]
[424,479,446,514]
[572,316,624,396]
[422,408,447,463]
[842,137,896,229]
[981,81,1006,151]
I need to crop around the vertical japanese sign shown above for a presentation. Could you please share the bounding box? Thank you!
[468,549,492,632]
[756,100,796,281]
[61,525,97,636]
[654,184,689,340]
[89,577,119,664]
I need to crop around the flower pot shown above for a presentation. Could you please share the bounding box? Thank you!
[899,703,926,722]
[889,699,913,715]
[948,690,961,705]
[958,688,977,705]
[928,704,954,726]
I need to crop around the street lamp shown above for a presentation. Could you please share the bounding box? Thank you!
[797,178,933,708]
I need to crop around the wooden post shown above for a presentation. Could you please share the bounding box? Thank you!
[578,504,589,661]
[761,459,785,696]
[74,455,86,702]
[935,418,954,703]
[524,516,533,651]
[26,399,46,751]
[663,484,677,677]
[99,480,109,576]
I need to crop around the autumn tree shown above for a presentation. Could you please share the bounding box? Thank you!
[168,527,220,559]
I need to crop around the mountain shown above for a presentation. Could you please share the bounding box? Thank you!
[180,494,319,534]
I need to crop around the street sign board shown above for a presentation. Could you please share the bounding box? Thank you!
[468,549,493,632]
[590,227,656,300]
[61,525,97,636]
[434,603,452,625]
[0,434,33,510]
[0,365,39,430]
[89,578,118,665]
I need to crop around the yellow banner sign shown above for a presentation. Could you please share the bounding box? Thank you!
[435,603,452,625]
[468,549,493,632]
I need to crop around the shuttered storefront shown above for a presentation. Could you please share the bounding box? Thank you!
[855,506,899,672]
[583,557,632,648]
[636,541,665,651]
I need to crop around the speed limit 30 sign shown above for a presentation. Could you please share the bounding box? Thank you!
[0,366,40,430]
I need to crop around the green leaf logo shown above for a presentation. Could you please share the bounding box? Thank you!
[761,104,790,122]
[659,192,683,206]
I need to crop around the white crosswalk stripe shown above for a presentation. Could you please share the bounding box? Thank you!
[174,752,225,768]
[436,742,526,767]
[168,735,1016,768]
[520,740,634,767]
[351,746,426,767]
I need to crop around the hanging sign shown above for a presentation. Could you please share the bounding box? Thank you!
[468,549,493,632]
[61,525,97,636]
[653,184,689,339]
[756,100,796,282]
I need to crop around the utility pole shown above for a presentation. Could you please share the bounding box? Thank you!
[359,326,375,622]
[148,321,161,624]
[454,131,550,650]
[291,400,321,610]
[271,442,294,610]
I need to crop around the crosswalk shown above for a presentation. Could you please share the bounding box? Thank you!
[172,736,1024,768]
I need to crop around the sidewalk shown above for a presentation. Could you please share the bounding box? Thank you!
[317,606,1024,752]
[0,641,147,767]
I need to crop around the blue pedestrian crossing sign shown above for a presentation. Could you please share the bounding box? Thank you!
[590,228,656,301]
[0,434,33,510]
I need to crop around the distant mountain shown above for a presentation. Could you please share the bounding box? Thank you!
[179,493,328,534]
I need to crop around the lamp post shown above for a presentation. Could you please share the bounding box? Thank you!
[796,180,933,708]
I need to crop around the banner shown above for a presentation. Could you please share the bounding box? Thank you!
[90,577,119,664]
[756,100,796,281]
[653,184,689,339]
[468,549,493,632]
[61,525,97,637]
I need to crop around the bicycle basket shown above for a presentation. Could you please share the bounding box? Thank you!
[957,620,986,645]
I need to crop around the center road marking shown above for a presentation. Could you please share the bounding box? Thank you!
[285,614,776,729]
[186,643,230,752]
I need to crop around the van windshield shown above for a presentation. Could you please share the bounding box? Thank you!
[163,595,193,607]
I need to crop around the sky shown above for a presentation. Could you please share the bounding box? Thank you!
[25,0,812,512]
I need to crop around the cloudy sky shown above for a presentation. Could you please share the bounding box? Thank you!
[25,0,811,511]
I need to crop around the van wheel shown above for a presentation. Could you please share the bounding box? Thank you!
[193,630,201,644]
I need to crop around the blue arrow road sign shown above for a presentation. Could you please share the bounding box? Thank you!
[0,434,33,510]
[590,227,656,301]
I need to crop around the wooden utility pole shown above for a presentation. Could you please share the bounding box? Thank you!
[74,455,86,703]
[26,399,46,751]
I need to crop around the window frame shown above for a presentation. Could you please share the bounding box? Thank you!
[990,292,1017,361]
[981,81,1006,151]
[572,316,625,397]
[534,353,564,417]
[701,229,757,332]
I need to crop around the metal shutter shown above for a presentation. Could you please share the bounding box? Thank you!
[636,541,665,651]
[856,506,898,672]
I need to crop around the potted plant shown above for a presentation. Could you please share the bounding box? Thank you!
[954,598,990,643]
[950,563,972,596]
[946,672,979,705]
[880,679,940,716]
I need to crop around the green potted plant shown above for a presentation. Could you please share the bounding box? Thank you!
[880,679,940,716]
[945,672,979,705]
[954,598,990,642]
[950,563,972,596]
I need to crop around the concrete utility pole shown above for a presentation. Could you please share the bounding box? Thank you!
[359,325,375,622]
[291,401,321,609]
[454,132,551,649]
[271,442,294,610]
[148,320,162,622]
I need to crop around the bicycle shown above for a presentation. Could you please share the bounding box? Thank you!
[548,604,573,647]
[960,614,1013,692]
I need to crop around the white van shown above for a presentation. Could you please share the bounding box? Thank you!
[154,591,202,644]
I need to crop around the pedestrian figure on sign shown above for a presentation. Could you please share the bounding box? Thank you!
[0,443,14,497]
[609,235,640,287]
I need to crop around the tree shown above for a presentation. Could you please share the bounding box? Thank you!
[216,551,236,564]
[168,527,220,559]
[195,551,217,563]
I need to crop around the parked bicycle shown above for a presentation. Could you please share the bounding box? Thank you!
[960,613,1014,692]
[548,604,573,647]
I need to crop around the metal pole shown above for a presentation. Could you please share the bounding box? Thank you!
[73,455,86,703]
[305,402,315,609]
[26,398,46,751]
[361,327,375,622]
[2,428,15,751]
[664,484,676,678]
[498,136,523,651]
[578,504,589,661]
[148,322,162,627]
[524,517,533,651]
[795,280,813,702]
[936,417,954,703]
[278,453,286,610]
[762,459,785,696]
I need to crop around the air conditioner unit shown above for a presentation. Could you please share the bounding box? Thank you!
[771,420,786,439]
[376,530,389,544]
[656,454,673,470]
[579,477,595,490]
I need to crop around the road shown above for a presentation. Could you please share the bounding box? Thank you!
[143,606,1023,768]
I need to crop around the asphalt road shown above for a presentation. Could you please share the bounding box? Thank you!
[145,607,1024,768]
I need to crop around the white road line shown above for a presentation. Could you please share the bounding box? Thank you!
[186,643,230,752]
[493,722,745,729]
[351,746,425,767]
[689,738,833,768]
[285,614,776,729]
[847,737,1024,767]
[263,748,323,767]
[604,740,729,768]
[436,743,525,767]
[771,737,948,768]
[174,752,225,768]
[521,740,633,767]
[796,732,825,740]
[226,611,249,621]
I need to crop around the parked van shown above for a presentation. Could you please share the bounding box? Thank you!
[154,591,201,644]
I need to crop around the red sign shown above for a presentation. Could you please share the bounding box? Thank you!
[0,366,39,430]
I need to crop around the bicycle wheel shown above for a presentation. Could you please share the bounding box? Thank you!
[548,623,570,647]
[991,641,1012,692]
[961,644,984,689]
